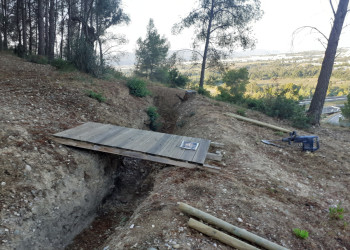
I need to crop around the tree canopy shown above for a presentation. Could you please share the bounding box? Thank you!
[135,19,169,79]
[173,0,262,88]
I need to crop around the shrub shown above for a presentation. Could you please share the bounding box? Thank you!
[237,108,246,117]
[101,66,126,80]
[341,94,350,120]
[26,54,49,65]
[198,87,211,97]
[293,228,309,239]
[168,68,189,88]
[127,78,150,97]
[51,58,76,72]
[146,106,161,131]
[86,90,106,103]
[216,86,235,103]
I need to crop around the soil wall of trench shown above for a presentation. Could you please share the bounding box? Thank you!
[2,87,186,250]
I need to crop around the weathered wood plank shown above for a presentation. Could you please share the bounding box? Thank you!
[147,133,173,154]
[193,138,211,164]
[54,122,100,138]
[53,122,211,165]
[51,137,219,173]
[90,126,127,144]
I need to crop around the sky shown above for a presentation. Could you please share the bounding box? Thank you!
[112,0,350,54]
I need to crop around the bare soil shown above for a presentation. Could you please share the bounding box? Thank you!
[1,52,349,249]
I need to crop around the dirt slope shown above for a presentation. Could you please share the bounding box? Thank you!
[1,53,350,250]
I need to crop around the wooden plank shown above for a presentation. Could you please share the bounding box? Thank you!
[158,136,186,159]
[193,138,211,164]
[146,133,173,154]
[121,130,154,149]
[51,137,220,173]
[97,126,137,146]
[60,123,111,142]
[54,122,100,138]
[128,131,161,152]
[180,137,203,162]
[112,128,146,148]
[90,125,126,144]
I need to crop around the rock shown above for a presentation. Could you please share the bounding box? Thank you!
[173,244,180,249]
[130,224,135,229]
[237,217,243,223]
[25,164,32,172]
[1,182,6,186]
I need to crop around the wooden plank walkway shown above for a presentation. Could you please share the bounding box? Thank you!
[52,122,218,171]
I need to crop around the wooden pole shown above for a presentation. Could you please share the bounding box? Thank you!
[224,113,291,133]
[179,202,289,250]
[188,218,259,250]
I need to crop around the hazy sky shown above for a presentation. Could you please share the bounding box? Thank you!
[113,0,350,53]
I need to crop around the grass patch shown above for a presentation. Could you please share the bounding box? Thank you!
[329,203,345,220]
[236,108,246,117]
[86,90,106,103]
[293,228,309,239]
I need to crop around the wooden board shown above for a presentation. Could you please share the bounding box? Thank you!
[53,122,212,166]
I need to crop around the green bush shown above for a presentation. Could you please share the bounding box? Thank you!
[198,87,211,97]
[101,66,126,80]
[216,86,235,102]
[237,108,246,117]
[127,78,150,97]
[51,58,76,72]
[26,54,49,65]
[168,68,189,88]
[146,106,161,131]
[86,90,106,103]
[341,94,350,120]
[244,96,310,129]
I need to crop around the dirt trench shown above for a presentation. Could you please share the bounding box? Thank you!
[62,87,187,249]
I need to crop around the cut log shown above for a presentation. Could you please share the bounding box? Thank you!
[188,218,258,250]
[179,202,289,250]
[210,141,225,148]
[206,152,223,161]
[225,113,290,133]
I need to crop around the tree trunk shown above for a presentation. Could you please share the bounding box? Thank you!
[44,0,49,55]
[38,0,45,55]
[16,0,22,47]
[307,0,349,125]
[199,1,214,89]
[66,0,71,60]
[28,0,33,54]
[48,0,55,61]
[2,0,8,49]
[21,0,27,53]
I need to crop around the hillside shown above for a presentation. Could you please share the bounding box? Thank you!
[0,53,349,249]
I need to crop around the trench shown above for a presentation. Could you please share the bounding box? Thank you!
[64,88,185,249]
[65,156,159,249]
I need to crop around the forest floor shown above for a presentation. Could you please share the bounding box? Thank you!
[0,52,349,250]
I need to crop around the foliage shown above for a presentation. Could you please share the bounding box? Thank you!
[236,109,246,117]
[223,68,249,102]
[173,0,262,88]
[101,66,126,80]
[168,68,189,88]
[126,78,150,97]
[216,86,235,102]
[73,39,99,76]
[86,90,106,103]
[135,19,170,79]
[293,228,309,239]
[244,96,310,129]
[329,203,345,220]
[51,58,76,72]
[146,106,161,131]
[26,54,49,65]
[341,94,350,120]
[198,87,211,97]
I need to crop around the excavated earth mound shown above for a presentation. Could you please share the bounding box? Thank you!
[1,53,349,249]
